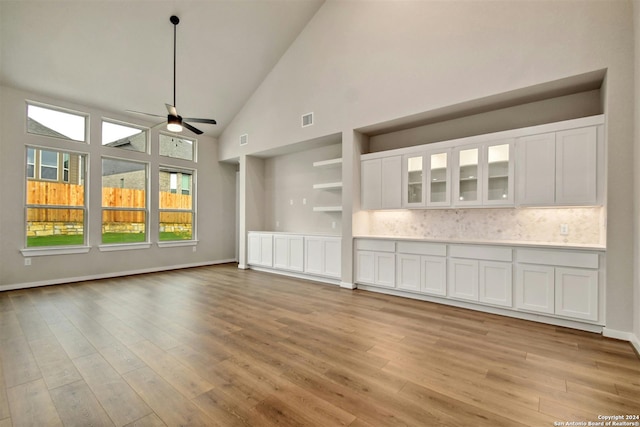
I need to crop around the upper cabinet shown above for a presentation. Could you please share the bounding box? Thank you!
[453,139,514,207]
[516,126,599,206]
[361,156,402,210]
[360,116,604,211]
[427,150,451,207]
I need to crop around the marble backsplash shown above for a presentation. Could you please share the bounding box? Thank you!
[364,207,605,245]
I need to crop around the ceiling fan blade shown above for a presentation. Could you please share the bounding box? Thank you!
[183,121,204,135]
[126,110,164,118]
[183,117,217,125]
[165,103,178,117]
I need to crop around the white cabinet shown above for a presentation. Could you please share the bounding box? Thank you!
[479,261,513,307]
[448,258,479,301]
[426,150,451,207]
[555,267,598,321]
[402,154,425,208]
[447,245,513,307]
[516,126,598,206]
[247,232,273,267]
[304,236,341,279]
[361,156,401,210]
[395,242,447,295]
[515,249,599,321]
[516,264,555,314]
[273,234,304,272]
[355,240,396,288]
[555,127,597,205]
[453,140,514,207]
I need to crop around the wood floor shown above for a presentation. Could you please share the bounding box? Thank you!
[0,264,638,427]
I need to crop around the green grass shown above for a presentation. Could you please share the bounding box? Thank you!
[27,234,84,247]
[27,232,191,247]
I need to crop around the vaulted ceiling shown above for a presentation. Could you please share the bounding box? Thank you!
[0,1,325,137]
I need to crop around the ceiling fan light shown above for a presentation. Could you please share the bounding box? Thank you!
[167,116,182,132]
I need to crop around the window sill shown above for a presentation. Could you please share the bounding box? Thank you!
[21,246,91,257]
[98,242,152,252]
[157,240,198,248]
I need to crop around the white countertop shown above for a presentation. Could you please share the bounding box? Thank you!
[353,235,605,251]
[249,231,341,238]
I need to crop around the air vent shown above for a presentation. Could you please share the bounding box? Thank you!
[239,133,248,146]
[301,112,314,128]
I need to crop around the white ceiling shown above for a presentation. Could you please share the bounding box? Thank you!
[0,0,325,137]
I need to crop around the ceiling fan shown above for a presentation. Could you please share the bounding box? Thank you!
[127,15,216,135]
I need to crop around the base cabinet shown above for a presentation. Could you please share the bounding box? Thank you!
[515,264,555,314]
[304,236,341,279]
[479,261,513,307]
[273,234,304,272]
[554,267,598,321]
[448,258,479,301]
[396,253,447,295]
[248,232,273,267]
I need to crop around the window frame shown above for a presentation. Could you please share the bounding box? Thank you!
[99,155,150,250]
[23,145,89,254]
[158,165,196,245]
[101,118,150,154]
[26,100,89,143]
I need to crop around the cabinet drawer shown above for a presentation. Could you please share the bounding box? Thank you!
[356,239,395,252]
[517,249,598,269]
[396,241,446,256]
[449,245,512,262]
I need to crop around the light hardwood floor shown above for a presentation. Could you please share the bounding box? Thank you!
[0,263,638,426]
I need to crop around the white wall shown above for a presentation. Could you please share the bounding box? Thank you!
[0,85,237,289]
[219,1,635,333]
[264,143,342,233]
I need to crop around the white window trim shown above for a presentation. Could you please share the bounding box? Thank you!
[26,100,89,143]
[101,117,150,154]
[159,165,196,243]
[21,246,91,257]
[99,242,152,252]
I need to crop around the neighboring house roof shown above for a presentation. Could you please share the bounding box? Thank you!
[27,117,70,139]
[104,132,146,152]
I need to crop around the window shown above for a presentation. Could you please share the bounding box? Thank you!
[102,158,147,244]
[27,102,87,142]
[25,147,87,248]
[159,133,195,161]
[102,119,147,153]
[159,167,194,241]
[62,153,70,182]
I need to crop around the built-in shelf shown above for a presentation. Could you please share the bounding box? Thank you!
[313,182,343,190]
[313,206,342,212]
[313,158,342,168]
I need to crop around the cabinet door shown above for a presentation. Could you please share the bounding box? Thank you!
[402,154,424,208]
[448,258,479,301]
[259,234,273,267]
[304,237,324,275]
[356,251,375,284]
[555,127,597,205]
[555,267,598,321]
[382,156,402,209]
[247,233,261,265]
[374,252,396,288]
[426,151,450,207]
[273,235,288,269]
[454,147,482,206]
[421,255,446,296]
[288,236,304,272]
[396,253,421,291]
[515,264,554,314]
[516,132,556,205]
[483,141,514,206]
[479,261,512,307]
[361,159,381,210]
[323,237,341,278]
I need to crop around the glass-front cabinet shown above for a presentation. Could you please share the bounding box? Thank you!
[484,142,514,205]
[455,147,481,206]
[453,139,514,207]
[426,150,451,206]
[402,154,425,207]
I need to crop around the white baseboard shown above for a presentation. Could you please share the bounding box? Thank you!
[248,266,341,286]
[340,281,356,289]
[238,263,248,270]
[603,328,640,353]
[0,259,236,292]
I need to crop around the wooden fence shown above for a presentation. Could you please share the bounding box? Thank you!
[27,181,192,223]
